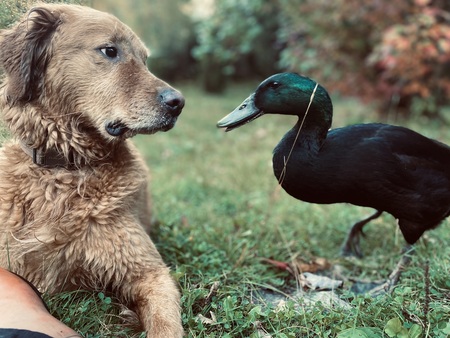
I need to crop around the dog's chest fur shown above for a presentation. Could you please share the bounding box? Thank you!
[0,141,152,290]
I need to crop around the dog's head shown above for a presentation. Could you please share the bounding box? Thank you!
[0,4,184,142]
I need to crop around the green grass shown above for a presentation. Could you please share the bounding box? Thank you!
[46,82,450,337]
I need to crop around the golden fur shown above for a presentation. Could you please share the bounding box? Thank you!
[0,3,184,337]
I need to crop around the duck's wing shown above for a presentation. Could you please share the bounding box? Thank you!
[324,124,450,221]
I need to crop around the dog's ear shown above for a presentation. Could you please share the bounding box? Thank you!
[0,6,62,104]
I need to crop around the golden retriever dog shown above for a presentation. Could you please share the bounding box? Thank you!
[0,3,184,337]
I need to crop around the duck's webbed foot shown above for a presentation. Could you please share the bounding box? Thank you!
[340,210,383,258]
[368,245,414,296]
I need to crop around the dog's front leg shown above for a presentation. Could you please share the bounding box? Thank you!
[131,266,183,338]
[87,216,183,337]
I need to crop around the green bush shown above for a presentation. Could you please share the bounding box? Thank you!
[192,0,280,93]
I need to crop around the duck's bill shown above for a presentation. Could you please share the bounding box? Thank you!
[217,94,264,132]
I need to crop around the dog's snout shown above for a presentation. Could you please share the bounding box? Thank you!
[159,89,185,116]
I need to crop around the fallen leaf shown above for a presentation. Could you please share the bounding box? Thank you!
[301,272,343,290]
[262,256,331,275]
[196,311,217,325]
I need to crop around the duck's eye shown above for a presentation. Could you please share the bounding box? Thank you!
[268,81,281,89]
[100,46,118,58]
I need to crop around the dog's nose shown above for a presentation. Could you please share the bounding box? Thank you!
[160,89,185,116]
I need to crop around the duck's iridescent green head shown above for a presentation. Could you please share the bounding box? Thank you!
[217,73,333,131]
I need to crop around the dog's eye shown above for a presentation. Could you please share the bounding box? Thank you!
[100,47,118,58]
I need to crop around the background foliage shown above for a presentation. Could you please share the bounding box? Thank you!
[2,0,450,119]
[278,0,450,119]
[191,0,280,92]
[0,0,29,28]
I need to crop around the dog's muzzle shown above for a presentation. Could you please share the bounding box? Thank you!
[105,89,185,138]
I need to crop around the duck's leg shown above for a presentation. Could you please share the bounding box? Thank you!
[340,210,383,257]
[368,244,414,296]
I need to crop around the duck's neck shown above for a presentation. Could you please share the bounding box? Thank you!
[273,115,330,183]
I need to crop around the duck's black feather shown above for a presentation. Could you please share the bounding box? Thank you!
[274,122,450,244]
